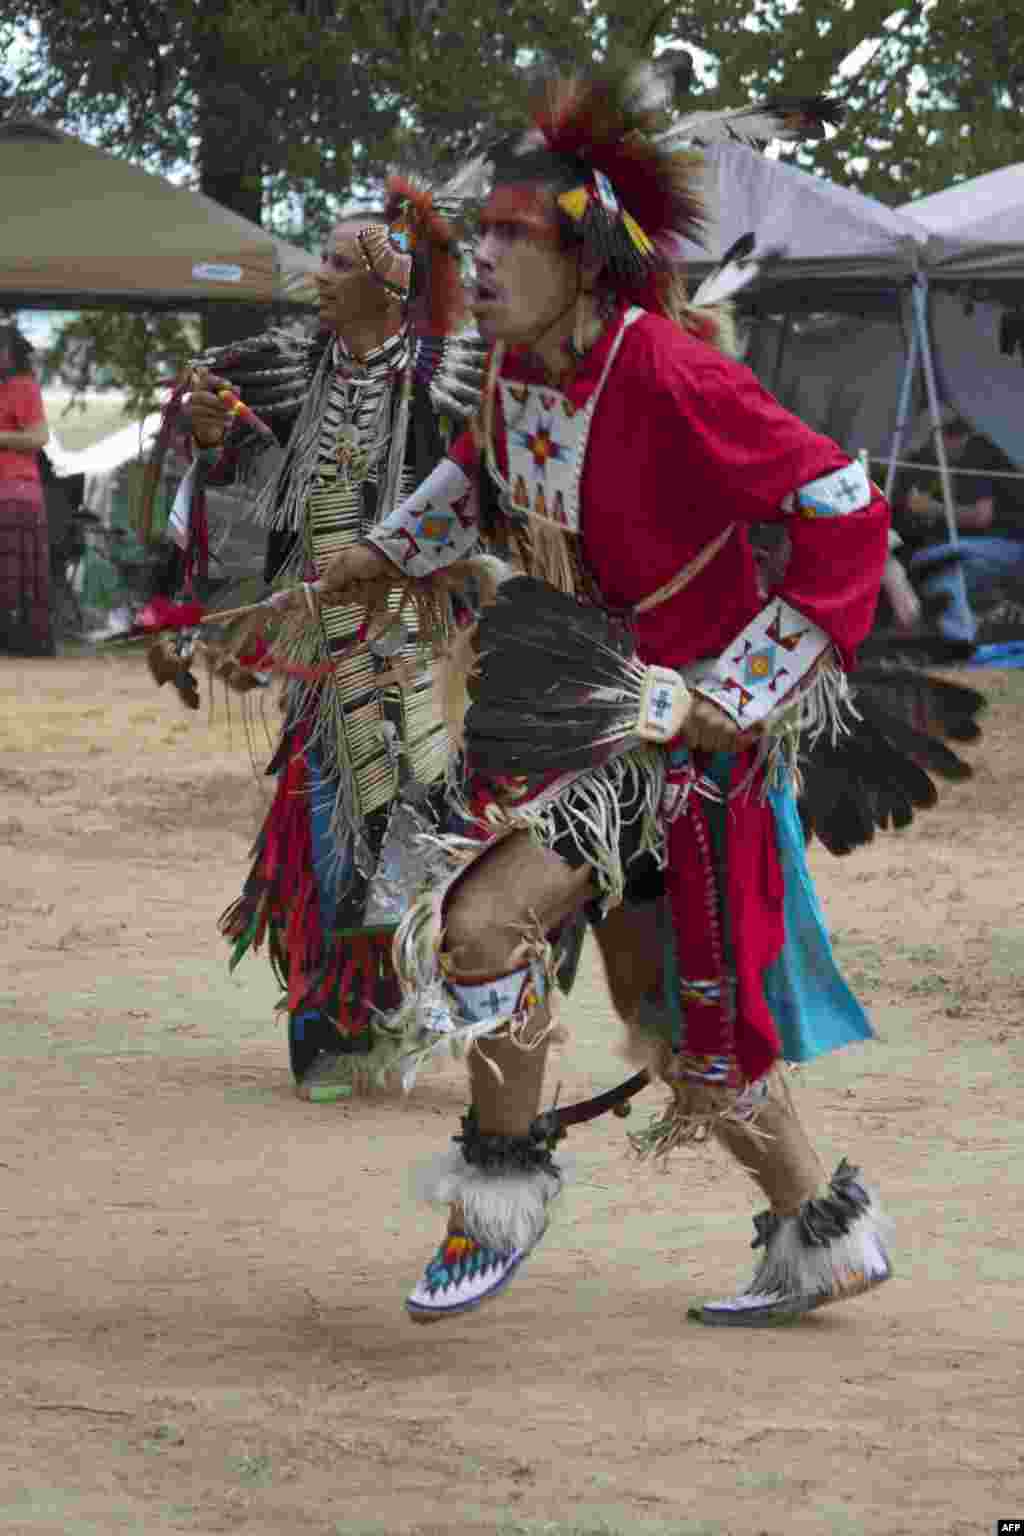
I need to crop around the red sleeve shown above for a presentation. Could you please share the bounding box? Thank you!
[780,488,890,665]
[639,322,890,665]
[642,329,848,520]
[11,375,46,430]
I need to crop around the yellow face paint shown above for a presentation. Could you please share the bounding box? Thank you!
[557,185,590,223]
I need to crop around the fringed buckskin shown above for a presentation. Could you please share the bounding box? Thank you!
[628,1057,762,1161]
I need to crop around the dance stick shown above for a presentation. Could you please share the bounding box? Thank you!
[198,599,282,626]
[215,386,276,441]
[199,587,401,644]
[188,367,276,441]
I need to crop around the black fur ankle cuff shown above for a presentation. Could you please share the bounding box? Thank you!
[454,1105,562,1174]
[752,1159,872,1251]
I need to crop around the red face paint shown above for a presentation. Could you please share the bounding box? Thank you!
[479,184,561,246]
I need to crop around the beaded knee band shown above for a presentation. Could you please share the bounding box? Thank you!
[443,963,549,1030]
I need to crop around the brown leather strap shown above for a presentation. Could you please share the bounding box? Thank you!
[530,1069,652,1141]
[633,522,735,616]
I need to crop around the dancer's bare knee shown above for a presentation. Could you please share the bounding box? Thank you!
[444,833,595,974]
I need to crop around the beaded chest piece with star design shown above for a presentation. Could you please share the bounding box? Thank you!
[498,380,590,531]
[495,307,643,533]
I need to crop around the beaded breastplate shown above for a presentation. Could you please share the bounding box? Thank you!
[305,356,448,824]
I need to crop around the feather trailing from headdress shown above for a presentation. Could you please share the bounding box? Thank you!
[434,153,493,219]
[691,232,786,308]
[656,95,844,152]
[434,80,842,242]
[532,70,707,255]
[465,576,693,777]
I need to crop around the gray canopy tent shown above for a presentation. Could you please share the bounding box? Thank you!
[896,167,1024,488]
[683,143,1024,554]
[0,118,318,310]
[682,140,931,308]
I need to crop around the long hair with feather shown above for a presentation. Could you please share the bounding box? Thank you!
[384,175,467,338]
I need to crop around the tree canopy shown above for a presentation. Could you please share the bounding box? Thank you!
[6,1,1024,223]
[694,0,1024,203]
[6,2,1024,217]
[3,0,1023,403]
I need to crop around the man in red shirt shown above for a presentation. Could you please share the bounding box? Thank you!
[298,69,894,1327]
[0,325,52,656]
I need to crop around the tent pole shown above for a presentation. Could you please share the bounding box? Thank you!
[884,286,919,502]
[913,274,960,549]
[912,272,972,631]
[771,313,792,397]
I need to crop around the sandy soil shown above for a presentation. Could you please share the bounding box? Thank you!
[0,651,1021,1536]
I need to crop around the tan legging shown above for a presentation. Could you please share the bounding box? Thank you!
[444,831,595,1137]
[592,900,825,1213]
[443,832,826,1217]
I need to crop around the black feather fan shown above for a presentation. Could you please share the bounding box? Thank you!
[467,579,986,850]
[799,666,986,856]
[465,576,689,777]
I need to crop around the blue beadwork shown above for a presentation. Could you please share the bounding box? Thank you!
[423,1236,504,1295]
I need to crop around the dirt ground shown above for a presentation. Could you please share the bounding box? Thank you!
[0,651,1021,1536]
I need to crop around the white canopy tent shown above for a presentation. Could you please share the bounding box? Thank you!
[46,408,274,581]
[676,145,963,546]
[885,168,1024,500]
[0,119,319,309]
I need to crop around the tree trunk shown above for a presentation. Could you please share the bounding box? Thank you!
[197,74,274,349]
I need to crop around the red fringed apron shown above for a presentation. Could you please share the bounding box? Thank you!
[662,747,786,1085]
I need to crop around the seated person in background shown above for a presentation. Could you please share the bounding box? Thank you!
[891,406,1024,642]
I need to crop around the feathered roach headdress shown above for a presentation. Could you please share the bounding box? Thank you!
[490,65,705,302]
[437,58,842,313]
